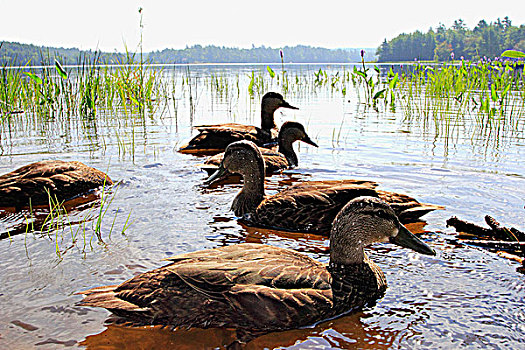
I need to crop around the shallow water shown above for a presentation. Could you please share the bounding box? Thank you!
[0,64,524,349]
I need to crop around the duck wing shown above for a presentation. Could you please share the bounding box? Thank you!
[282,179,380,192]
[78,244,333,330]
[0,160,111,208]
[250,183,379,234]
[179,124,276,154]
[259,148,289,173]
[246,180,442,233]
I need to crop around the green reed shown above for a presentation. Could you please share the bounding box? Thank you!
[12,182,133,260]
[0,52,170,123]
[396,60,525,125]
[1,43,523,153]
[392,60,525,152]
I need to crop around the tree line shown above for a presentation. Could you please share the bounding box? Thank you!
[0,42,123,66]
[377,17,525,62]
[147,45,373,63]
[0,42,376,66]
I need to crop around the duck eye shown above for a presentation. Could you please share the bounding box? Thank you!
[374,209,392,220]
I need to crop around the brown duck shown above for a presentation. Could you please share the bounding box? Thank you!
[78,197,436,345]
[205,140,443,234]
[0,160,112,210]
[178,92,298,155]
[201,121,318,176]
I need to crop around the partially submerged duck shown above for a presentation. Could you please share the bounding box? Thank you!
[206,140,443,234]
[0,160,112,210]
[178,92,298,155]
[201,121,318,176]
[78,197,436,345]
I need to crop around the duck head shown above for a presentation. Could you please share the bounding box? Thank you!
[330,196,436,265]
[261,92,299,130]
[205,140,265,183]
[205,141,266,216]
[278,121,318,167]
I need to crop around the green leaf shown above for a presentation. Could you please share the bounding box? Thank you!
[501,50,525,58]
[266,66,275,78]
[247,72,255,96]
[54,59,68,79]
[389,74,399,89]
[373,89,386,100]
[500,83,511,104]
[130,95,140,106]
[24,72,42,84]
[374,66,380,74]
[354,70,366,79]
[490,84,498,103]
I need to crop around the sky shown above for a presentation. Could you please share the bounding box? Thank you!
[1,0,525,52]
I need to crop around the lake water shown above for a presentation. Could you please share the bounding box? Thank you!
[0,64,524,349]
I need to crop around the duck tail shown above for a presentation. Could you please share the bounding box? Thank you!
[76,285,146,313]
[398,203,445,222]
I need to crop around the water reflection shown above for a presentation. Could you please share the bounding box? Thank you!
[79,310,400,350]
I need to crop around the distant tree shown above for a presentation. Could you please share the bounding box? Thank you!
[434,41,453,61]
[503,16,512,30]
[474,20,488,33]
[0,41,377,66]
[376,39,392,61]
[452,19,466,31]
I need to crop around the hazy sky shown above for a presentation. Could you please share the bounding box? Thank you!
[1,0,524,52]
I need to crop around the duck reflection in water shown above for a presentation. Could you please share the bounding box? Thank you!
[80,310,401,349]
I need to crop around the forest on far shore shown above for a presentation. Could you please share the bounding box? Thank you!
[0,42,374,66]
[377,17,525,62]
[2,17,524,66]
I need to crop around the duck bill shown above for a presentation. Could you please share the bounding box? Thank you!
[204,164,229,185]
[389,224,436,256]
[302,136,318,148]
[281,100,299,110]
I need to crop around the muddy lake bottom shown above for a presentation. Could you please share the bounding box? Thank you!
[0,64,524,349]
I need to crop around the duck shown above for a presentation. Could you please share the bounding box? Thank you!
[201,121,318,177]
[178,92,298,155]
[205,140,443,234]
[0,160,112,210]
[78,196,436,345]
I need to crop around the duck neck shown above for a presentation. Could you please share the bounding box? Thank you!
[261,109,276,131]
[330,230,366,265]
[328,255,386,311]
[328,223,387,310]
[232,167,265,217]
[278,136,298,167]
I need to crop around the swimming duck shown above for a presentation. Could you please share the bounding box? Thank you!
[78,197,436,345]
[205,140,443,234]
[201,121,318,176]
[178,92,298,155]
[0,160,112,209]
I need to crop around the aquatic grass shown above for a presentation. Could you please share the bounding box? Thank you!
[392,59,525,148]
[0,58,26,119]
[1,181,134,260]
[1,48,523,157]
